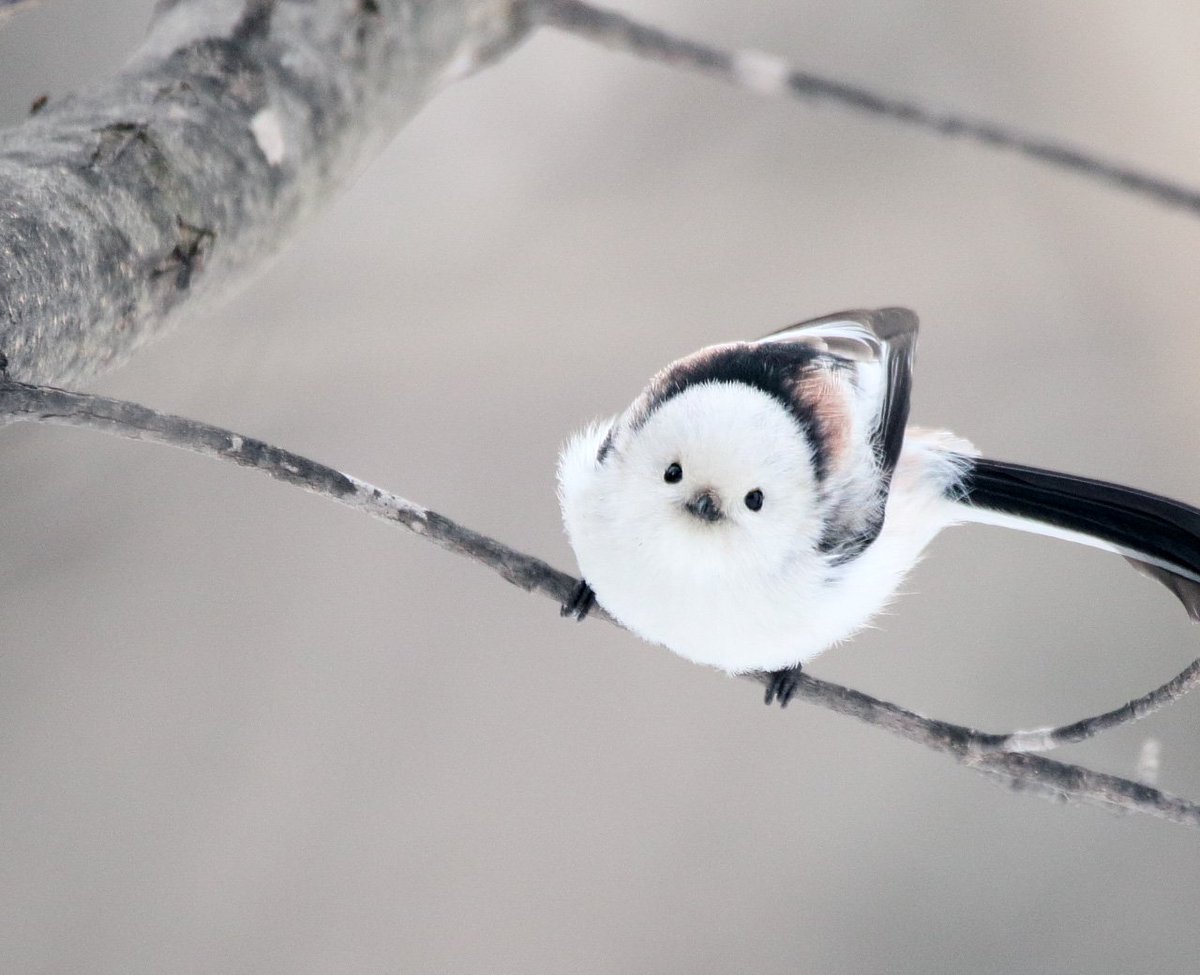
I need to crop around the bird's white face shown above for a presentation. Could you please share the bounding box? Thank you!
[557,310,959,674]
[606,381,824,580]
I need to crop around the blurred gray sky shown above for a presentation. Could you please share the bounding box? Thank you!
[2,1,1200,972]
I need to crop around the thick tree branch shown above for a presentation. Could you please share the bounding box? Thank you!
[0,0,530,386]
[533,0,1200,219]
[2,375,1197,829]
[5,0,1196,395]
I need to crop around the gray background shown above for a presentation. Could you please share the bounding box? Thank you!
[2,2,1200,972]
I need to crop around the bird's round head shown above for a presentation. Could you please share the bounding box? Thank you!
[605,381,824,575]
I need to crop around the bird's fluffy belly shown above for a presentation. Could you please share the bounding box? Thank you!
[558,422,967,674]
[576,536,880,673]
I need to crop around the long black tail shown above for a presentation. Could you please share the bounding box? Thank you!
[952,456,1200,621]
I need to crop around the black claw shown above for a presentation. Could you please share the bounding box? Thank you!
[763,666,803,708]
[561,579,596,621]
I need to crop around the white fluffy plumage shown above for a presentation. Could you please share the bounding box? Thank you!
[560,383,970,673]
[559,308,1200,683]
[558,310,970,674]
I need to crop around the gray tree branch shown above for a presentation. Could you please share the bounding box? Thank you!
[4,0,1196,396]
[0,0,40,23]
[0,0,530,386]
[534,0,1200,219]
[2,373,1197,830]
[4,0,1199,829]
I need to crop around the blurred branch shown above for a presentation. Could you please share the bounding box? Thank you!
[0,0,41,24]
[3,374,1197,829]
[532,0,1200,219]
[6,0,1194,392]
[0,0,530,387]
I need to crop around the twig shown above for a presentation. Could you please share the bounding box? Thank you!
[0,378,579,607]
[2,376,1197,829]
[769,660,1200,759]
[991,659,1200,753]
[531,0,1200,219]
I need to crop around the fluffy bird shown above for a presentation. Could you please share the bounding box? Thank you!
[558,308,1200,705]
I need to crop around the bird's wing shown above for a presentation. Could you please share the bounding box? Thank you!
[756,308,919,560]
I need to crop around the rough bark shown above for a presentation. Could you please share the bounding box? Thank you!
[0,0,529,385]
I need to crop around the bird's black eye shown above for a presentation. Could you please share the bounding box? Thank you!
[744,489,764,511]
[664,462,683,484]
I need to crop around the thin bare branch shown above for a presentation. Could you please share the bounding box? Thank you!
[995,659,1200,753]
[765,659,1200,759]
[0,376,579,607]
[2,375,1197,829]
[531,0,1200,219]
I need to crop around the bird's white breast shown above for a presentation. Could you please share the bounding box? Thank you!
[559,423,971,673]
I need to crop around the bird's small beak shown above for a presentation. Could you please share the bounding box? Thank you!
[685,489,723,523]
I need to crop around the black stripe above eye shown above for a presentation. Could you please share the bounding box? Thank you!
[632,343,841,480]
[595,425,616,464]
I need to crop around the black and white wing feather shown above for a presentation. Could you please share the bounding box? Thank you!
[757,307,918,559]
[597,307,918,563]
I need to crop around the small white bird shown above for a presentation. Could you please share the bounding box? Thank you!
[558,308,1200,705]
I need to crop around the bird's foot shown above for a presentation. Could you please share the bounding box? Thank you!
[763,665,803,708]
[560,579,596,621]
